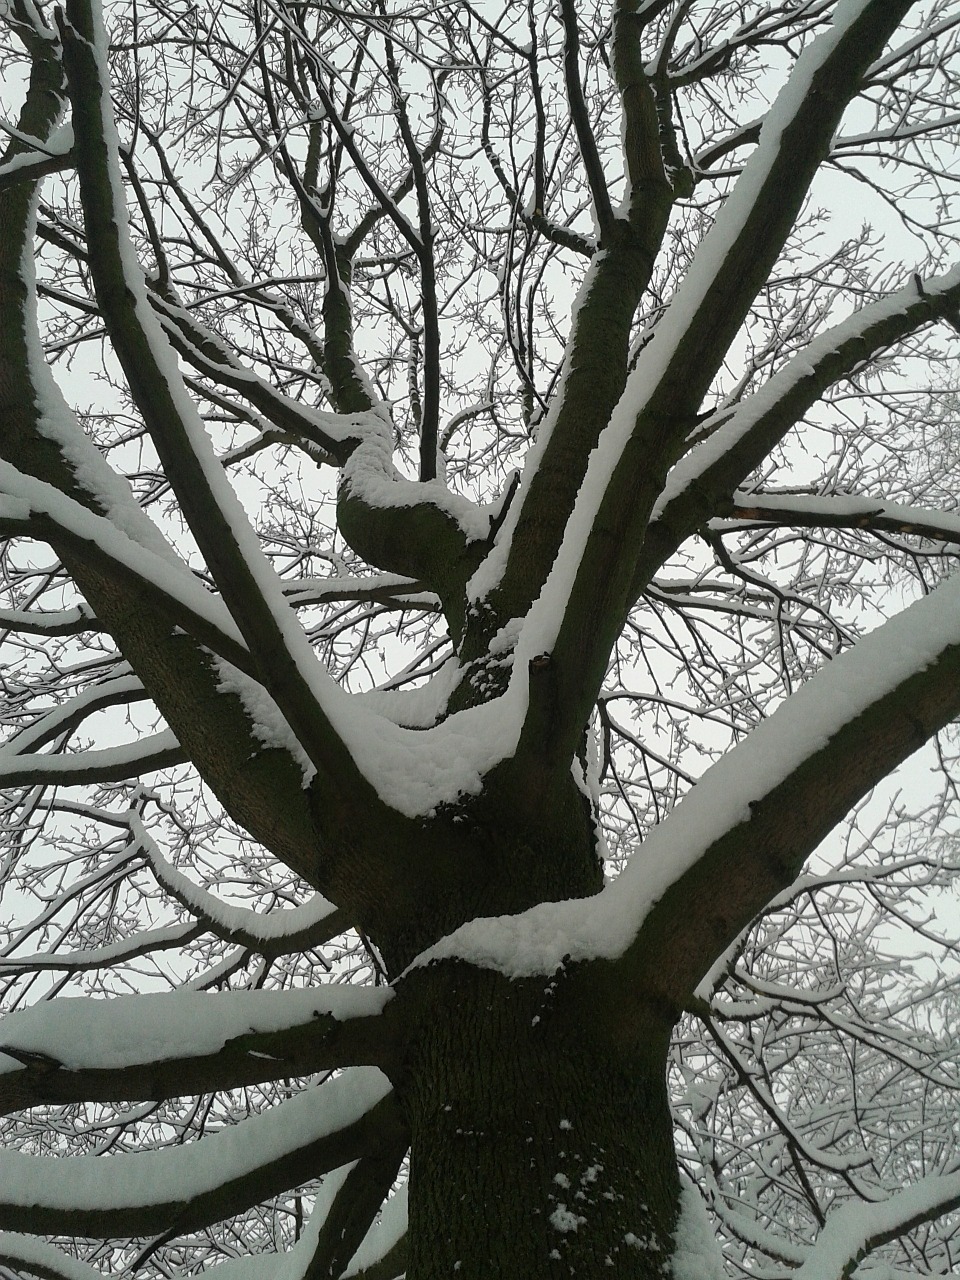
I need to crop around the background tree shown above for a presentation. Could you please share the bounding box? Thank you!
[1,0,960,1276]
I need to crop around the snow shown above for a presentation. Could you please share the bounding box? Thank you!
[343,1182,408,1276]
[0,986,391,1076]
[0,457,247,654]
[0,1233,103,1280]
[716,489,960,543]
[214,659,316,782]
[549,1205,586,1233]
[0,1067,390,1209]
[408,558,960,978]
[654,263,960,522]
[19,194,183,565]
[0,729,181,783]
[340,425,493,544]
[670,1181,726,1280]
[792,1169,960,1279]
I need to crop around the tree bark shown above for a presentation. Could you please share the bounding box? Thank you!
[394,962,680,1280]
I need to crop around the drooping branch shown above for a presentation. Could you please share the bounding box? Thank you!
[135,815,351,957]
[0,1073,404,1238]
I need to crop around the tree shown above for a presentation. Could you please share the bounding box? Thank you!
[1,0,960,1274]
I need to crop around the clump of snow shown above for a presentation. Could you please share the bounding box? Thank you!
[340,427,493,544]
[215,659,315,782]
[669,1181,726,1280]
[550,1205,586,1233]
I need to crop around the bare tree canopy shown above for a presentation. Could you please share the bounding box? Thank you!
[1,0,960,1275]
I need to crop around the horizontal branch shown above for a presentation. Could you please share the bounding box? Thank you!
[0,920,204,975]
[0,1070,402,1237]
[793,1169,960,1279]
[0,987,397,1115]
[0,731,185,787]
[713,490,960,547]
[0,602,101,635]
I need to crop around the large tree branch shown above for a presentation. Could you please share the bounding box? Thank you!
[0,987,399,1115]
[0,732,185,786]
[410,564,960,1003]
[510,1,921,777]
[713,490,960,548]
[134,814,351,957]
[59,0,383,809]
[0,1072,404,1238]
[0,25,324,885]
[300,1147,408,1280]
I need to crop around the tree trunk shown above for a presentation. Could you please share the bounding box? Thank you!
[395,963,680,1279]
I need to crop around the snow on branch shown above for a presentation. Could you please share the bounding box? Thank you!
[0,671,147,756]
[0,1233,104,1280]
[152,291,375,466]
[0,983,391,1079]
[133,815,344,955]
[637,263,960,591]
[0,1067,396,1236]
[0,731,185,787]
[0,459,253,674]
[792,1169,960,1279]
[59,0,390,801]
[714,490,960,548]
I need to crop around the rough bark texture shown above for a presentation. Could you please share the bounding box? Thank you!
[395,963,679,1280]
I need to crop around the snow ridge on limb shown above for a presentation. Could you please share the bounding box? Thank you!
[0,1067,399,1237]
[0,988,397,1115]
[713,490,960,546]
[0,984,391,1074]
[0,459,253,672]
[407,558,960,982]
[792,1169,960,1279]
[0,1234,104,1280]
[151,289,375,466]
